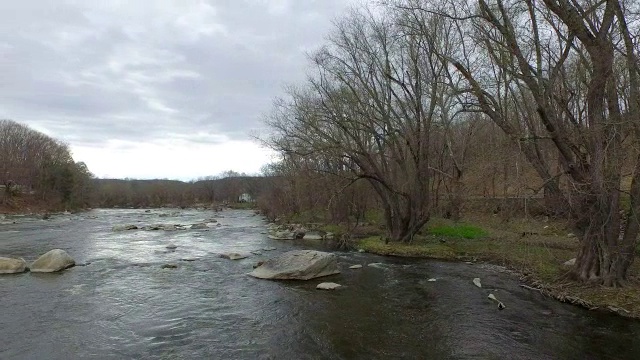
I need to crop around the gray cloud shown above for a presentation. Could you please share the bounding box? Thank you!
[0,0,357,153]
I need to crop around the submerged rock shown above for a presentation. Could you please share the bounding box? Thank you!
[268,231,296,240]
[316,282,342,290]
[30,249,75,273]
[367,262,386,269]
[219,253,248,260]
[0,257,28,274]
[112,224,138,231]
[161,264,178,269]
[190,223,209,230]
[248,250,340,280]
[166,243,178,250]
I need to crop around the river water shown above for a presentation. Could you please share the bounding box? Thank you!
[0,209,638,359]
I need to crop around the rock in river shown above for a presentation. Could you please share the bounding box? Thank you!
[112,224,138,231]
[30,249,75,273]
[0,257,28,274]
[219,253,248,260]
[248,250,340,280]
[190,223,209,230]
[302,232,324,240]
[316,282,342,290]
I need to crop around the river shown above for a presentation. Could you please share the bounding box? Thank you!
[0,209,638,359]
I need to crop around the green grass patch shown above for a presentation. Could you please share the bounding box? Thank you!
[427,224,488,239]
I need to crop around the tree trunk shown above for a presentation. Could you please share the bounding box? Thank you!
[572,189,637,286]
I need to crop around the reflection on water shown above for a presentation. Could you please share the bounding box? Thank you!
[0,209,639,359]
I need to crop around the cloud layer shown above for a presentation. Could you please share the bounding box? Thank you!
[0,0,356,179]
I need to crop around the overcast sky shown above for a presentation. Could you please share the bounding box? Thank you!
[0,0,358,180]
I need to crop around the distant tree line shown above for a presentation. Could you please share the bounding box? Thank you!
[262,0,640,286]
[91,172,269,209]
[0,119,92,209]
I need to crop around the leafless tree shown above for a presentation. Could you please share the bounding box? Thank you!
[395,0,640,285]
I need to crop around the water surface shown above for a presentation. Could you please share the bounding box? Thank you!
[1,209,638,359]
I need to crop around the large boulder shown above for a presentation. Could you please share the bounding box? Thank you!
[30,249,75,273]
[248,250,340,280]
[0,257,28,274]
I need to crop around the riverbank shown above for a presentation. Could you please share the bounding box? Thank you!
[350,214,640,319]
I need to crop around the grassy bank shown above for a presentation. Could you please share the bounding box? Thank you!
[353,214,640,319]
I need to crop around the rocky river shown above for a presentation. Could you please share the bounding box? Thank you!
[1,209,639,359]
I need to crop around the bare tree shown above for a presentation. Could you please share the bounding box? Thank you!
[266,8,455,242]
[396,0,640,285]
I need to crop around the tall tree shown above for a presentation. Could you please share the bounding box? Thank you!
[266,8,454,242]
[396,0,640,285]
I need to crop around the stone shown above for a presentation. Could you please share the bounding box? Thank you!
[473,278,482,288]
[316,282,342,290]
[30,249,75,273]
[263,247,277,251]
[248,250,340,280]
[367,263,385,268]
[0,257,28,274]
[563,258,576,266]
[219,253,248,260]
[349,264,363,269]
[268,231,296,240]
[112,224,138,231]
[253,261,265,269]
[427,278,437,282]
[488,293,506,310]
[161,264,178,269]
[302,233,323,240]
[191,223,209,230]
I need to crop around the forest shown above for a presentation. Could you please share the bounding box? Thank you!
[262,0,640,288]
